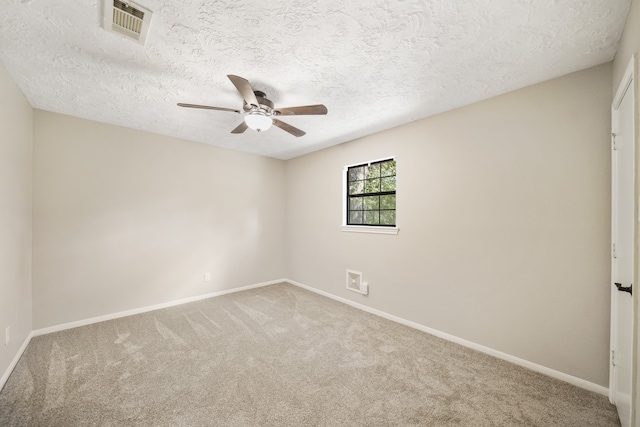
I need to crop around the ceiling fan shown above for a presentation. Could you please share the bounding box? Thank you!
[178,75,328,137]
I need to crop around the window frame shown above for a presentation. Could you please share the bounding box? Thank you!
[341,157,399,235]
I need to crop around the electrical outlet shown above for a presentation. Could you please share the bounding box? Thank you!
[361,282,369,295]
[5,327,9,346]
[204,272,212,282]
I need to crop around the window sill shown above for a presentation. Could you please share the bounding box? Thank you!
[341,225,399,235]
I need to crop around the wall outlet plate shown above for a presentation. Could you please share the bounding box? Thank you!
[361,282,369,295]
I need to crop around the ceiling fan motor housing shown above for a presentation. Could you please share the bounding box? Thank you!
[244,91,274,115]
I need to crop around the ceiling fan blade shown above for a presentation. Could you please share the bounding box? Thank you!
[177,103,240,113]
[231,121,249,134]
[272,119,306,137]
[274,104,328,116]
[227,75,259,107]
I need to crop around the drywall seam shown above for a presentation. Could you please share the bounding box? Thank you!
[285,279,609,396]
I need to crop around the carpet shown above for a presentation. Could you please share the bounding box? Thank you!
[0,283,620,426]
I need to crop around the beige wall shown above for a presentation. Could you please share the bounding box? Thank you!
[286,63,613,386]
[32,112,286,329]
[0,64,33,379]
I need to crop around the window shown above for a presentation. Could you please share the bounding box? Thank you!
[346,158,396,228]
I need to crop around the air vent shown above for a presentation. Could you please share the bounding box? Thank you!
[102,0,153,44]
[346,269,367,295]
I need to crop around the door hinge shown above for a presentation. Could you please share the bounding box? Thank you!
[612,133,617,150]
[613,243,617,259]
[612,350,616,367]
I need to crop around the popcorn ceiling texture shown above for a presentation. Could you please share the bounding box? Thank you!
[0,0,631,159]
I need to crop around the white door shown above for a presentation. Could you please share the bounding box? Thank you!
[611,57,636,427]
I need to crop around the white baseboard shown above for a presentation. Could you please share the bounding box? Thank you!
[33,279,286,337]
[8,278,607,397]
[0,331,34,392]
[285,279,608,397]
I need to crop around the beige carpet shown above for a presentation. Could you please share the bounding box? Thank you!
[0,283,620,426]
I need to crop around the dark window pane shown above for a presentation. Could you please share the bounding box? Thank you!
[380,210,396,225]
[365,178,380,193]
[349,197,363,210]
[349,211,363,224]
[380,160,396,177]
[349,181,364,195]
[349,166,364,182]
[380,194,396,210]
[365,211,380,225]
[381,176,396,192]
[363,196,379,210]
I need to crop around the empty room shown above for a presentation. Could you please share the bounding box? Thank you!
[2,0,640,425]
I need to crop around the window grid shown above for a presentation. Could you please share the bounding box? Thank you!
[347,159,396,227]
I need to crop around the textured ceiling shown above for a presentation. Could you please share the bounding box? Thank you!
[0,0,631,159]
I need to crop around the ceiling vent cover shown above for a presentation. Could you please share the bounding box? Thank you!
[102,0,153,44]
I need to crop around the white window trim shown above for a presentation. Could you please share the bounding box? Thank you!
[341,156,399,235]
[341,225,399,234]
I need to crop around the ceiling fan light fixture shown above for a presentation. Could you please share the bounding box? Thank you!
[244,112,273,132]
[178,75,327,137]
